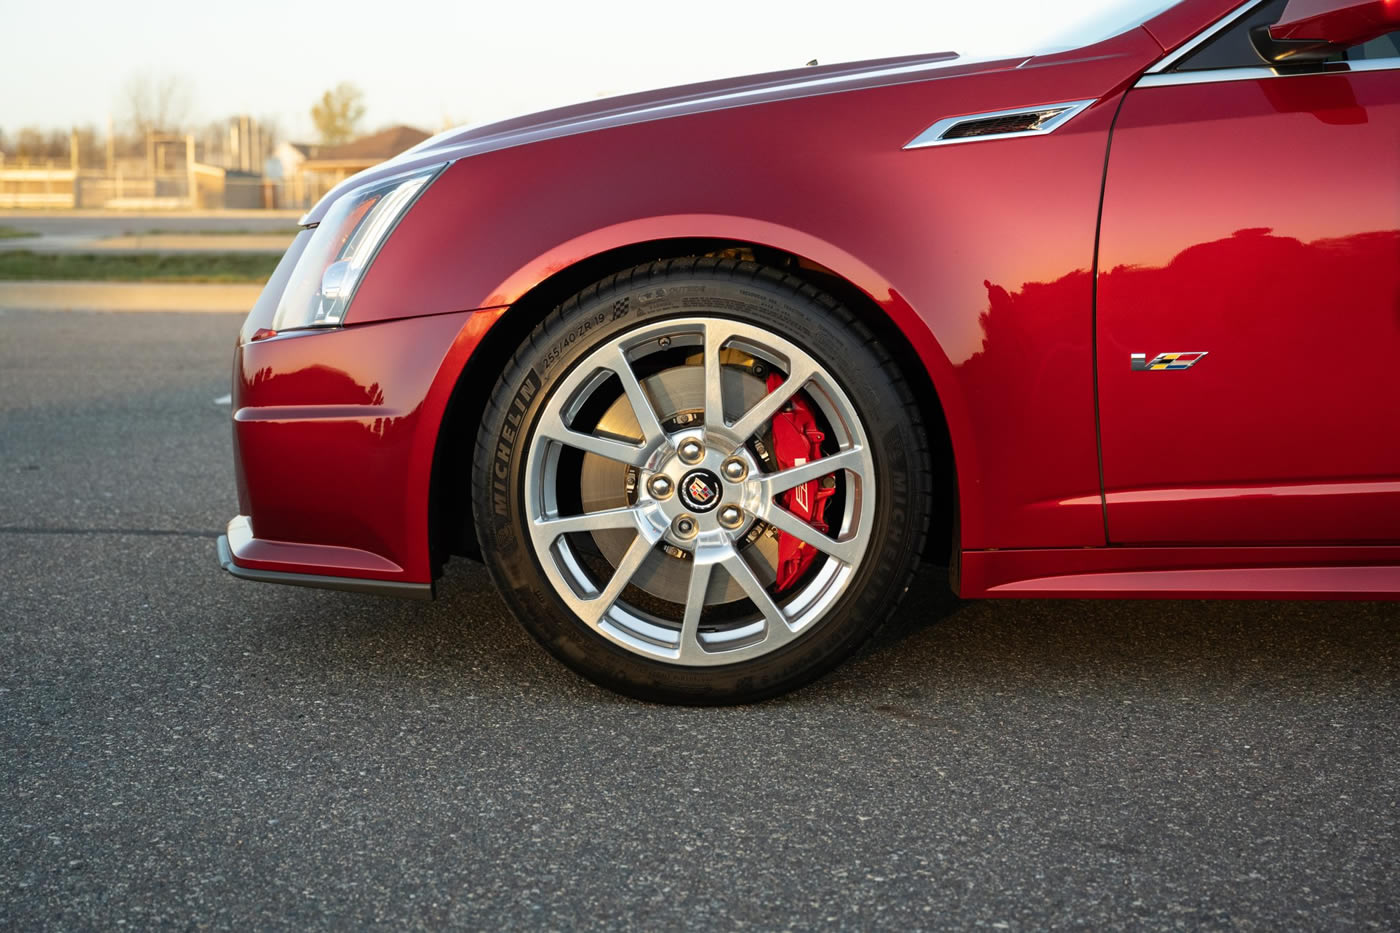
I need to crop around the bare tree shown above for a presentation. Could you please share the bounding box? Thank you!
[311,83,366,146]
[14,128,42,159]
[121,73,192,137]
[13,127,69,160]
[72,125,102,167]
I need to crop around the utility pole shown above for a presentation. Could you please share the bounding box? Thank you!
[186,134,196,209]
[70,128,80,207]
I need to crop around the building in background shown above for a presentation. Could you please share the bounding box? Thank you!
[0,121,429,210]
[199,115,271,175]
[275,125,429,209]
[0,115,279,209]
[193,115,278,208]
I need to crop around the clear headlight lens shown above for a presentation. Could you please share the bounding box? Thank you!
[271,164,443,331]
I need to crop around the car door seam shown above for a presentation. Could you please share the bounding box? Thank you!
[1090,89,1133,547]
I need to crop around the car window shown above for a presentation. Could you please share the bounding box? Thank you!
[1344,31,1400,60]
[1174,0,1400,70]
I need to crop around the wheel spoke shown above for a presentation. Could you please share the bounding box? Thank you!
[758,446,866,495]
[530,506,641,549]
[702,323,729,432]
[728,360,817,442]
[605,345,668,446]
[579,532,653,625]
[536,408,650,466]
[676,559,713,662]
[760,504,863,564]
[721,546,793,648]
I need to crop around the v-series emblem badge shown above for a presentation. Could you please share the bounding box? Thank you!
[1131,352,1208,371]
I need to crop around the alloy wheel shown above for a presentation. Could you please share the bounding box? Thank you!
[522,317,876,666]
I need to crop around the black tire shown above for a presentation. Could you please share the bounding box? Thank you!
[473,258,931,704]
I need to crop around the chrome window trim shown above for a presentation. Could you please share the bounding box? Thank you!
[903,99,1097,149]
[1136,55,1400,87]
[1145,0,1270,74]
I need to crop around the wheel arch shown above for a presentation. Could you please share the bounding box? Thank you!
[427,229,966,577]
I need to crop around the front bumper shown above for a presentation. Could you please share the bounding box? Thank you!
[224,306,504,594]
[218,516,433,600]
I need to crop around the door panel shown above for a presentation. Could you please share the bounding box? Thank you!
[1097,69,1400,544]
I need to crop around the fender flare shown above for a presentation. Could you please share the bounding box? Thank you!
[443,212,983,551]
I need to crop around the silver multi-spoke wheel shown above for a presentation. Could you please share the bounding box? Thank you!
[524,317,876,666]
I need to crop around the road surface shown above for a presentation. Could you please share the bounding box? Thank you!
[1,308,1395,930]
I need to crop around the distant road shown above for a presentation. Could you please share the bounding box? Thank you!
[0,209,303,239]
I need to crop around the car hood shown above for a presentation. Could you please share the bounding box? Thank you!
[301,49,1033,224]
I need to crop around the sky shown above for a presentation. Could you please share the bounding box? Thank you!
[1,0,1169,141]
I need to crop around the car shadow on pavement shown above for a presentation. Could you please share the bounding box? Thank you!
[231,553,1399,707]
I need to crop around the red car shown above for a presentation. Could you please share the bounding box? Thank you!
[219,0,1400,703]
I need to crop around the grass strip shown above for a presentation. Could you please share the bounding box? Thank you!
[118,227,303,237]
[0,226,39,240]
[0,250,280,284]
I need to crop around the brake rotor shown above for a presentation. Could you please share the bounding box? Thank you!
[580,360,778,606]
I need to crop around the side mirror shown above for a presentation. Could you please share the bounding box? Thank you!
[1250,0,1400,64]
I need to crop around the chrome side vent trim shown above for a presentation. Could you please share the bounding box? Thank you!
[904,99,1096,149]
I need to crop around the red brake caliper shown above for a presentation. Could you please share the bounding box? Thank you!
[765,373,836,591]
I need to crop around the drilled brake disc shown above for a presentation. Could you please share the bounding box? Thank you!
[580,363,778,605]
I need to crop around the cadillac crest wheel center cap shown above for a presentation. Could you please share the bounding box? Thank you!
[678,469,723,513]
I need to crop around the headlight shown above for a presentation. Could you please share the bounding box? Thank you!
[271,164,444,331]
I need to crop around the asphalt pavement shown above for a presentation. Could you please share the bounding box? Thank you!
[0,211,302,238]
[1,308,1396,930]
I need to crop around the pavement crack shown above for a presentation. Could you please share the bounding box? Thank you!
[0,526,217,539]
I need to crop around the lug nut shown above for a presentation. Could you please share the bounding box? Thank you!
[673,515,698,539]
[722,458,748,482]
[647,475,674,499]
[678,439,704,464]
[718,505,744,529]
